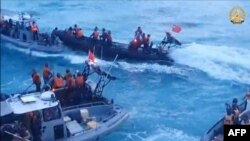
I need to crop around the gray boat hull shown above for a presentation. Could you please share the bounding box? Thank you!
[60,105,129,141]
[201,102,247,141]
[1,34,64,54]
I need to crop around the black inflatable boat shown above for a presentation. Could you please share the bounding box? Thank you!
[56,30,180,65]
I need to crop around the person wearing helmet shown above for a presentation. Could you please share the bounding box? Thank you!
[75,72,85,88]
[162,31,181,46]
[73,24,79,35]
[239,91,250,118]
[53,73,64,89]
[162,32,173,45]
[100,28,108,41]
[135,26,142,38]
[51,27,58,45]
[142,34,151,53]
[231,98,241,124]
[107,30,112,47]
[64,69,71,81]
[31,21,39,41]
[31,69,41,92]
[43,63,52,84]
[90,26,99,40]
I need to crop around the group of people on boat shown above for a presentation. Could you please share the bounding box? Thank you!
[0,16,61,46]
[224,92,250,125]
[31,63,87,105]
[212,91,250,141]
[65,25,113,47]
[55,23,182,59]
[129,26,152,53]
[129,26,181,54]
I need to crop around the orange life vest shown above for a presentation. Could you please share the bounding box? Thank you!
[93,31,99,39]
[53,77,64,89]
[43,67,50,79]
[65,73,71,81]
[32,72,41,84]
[31,24,38,32]
[143,37,149,44]
[66,77,75,89]
[108,34,112,41]
[75,75,84,86]
[76,30,83,38]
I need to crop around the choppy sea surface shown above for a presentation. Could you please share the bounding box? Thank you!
[1,1,250,141]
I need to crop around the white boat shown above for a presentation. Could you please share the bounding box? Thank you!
[0,90,128,141]
[1,9,64,54]
[0,61,128,141]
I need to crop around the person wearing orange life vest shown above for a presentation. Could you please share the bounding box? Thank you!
[51,27,58,45]
[142,34,151,53]
[76,28,83,39]
[67,27,73,36]
[43,63,51,84]
[90,26,99,42]
[64,73,75,105]
[106,30,112,47]
[66,73,75,89]
[31,21,39,41]
[100,28,108,41]
[73,24,78,35]
[31,70,41,92]
[132,34,141,51]
[64,69,71,81]
[53,73,64,89]
[135,26,142,38]
[75,72,85,88]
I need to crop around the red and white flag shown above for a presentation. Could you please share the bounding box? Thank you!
[88,50,96,64]
[172,25,182,33]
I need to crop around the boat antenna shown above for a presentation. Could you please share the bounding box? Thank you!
[105,54,118,80]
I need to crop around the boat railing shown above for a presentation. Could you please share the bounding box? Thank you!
[62,101,108,111]
[102,112,117,123]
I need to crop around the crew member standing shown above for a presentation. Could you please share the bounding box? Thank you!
[65,73,75,105]
[32,70,41,92]
[75,72,85,104]
[31,21,39,41]
[143,34,150,53]
[51,27,58,44]
[43,63,51,84]
[75,72,85,88]
[53,73,64,89]
[100,28,108,41]
[107,30,112,47]
[90,26,99,43]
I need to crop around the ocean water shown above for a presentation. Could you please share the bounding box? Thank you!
[1,0,250,141]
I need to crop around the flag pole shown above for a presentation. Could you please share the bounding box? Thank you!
[105,54,118,80]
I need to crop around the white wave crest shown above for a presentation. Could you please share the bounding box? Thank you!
[144,127,199,141]
[123,126,198,141]
[172,43,250,84]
